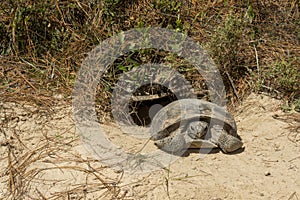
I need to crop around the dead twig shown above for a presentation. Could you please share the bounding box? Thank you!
[288,156,300,162]
[224,65,241,104]
[36,188,48,200]
[7,145,15,195]
[288,192,299,200]
[253,45,260,75]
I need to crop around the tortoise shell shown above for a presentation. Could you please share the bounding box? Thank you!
[150,99,238,141]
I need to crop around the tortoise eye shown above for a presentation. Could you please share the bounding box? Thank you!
[190,125,196,131]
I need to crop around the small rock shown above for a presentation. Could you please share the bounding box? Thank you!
[114,168,123,173]
[260,192,264,196]
[0,140,9,146]
[264,171,271,176]
[252,132,259,137]
[256,152,263,156]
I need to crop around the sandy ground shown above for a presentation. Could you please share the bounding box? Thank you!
[0,93,299,199]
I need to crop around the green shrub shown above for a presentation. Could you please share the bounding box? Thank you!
[264,58,300,93]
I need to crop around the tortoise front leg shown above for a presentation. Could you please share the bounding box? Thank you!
[209,125,243,153]
[153,129,187,153]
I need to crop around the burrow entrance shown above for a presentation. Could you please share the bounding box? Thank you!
[128,84,178,126]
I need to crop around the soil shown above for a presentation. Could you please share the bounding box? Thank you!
[0,93,299,199]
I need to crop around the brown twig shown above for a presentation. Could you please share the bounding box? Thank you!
[224,63,241,104]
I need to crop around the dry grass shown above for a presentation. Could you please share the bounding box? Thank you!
[0,102,131,199]
[0,0,299,107]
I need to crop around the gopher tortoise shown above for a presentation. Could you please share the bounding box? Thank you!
[150,99,243,154]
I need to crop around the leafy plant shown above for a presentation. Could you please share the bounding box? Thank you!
[264,58,300,93]
[151,0,182,14]
[208,14,247,81]
[282,98,300,112]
